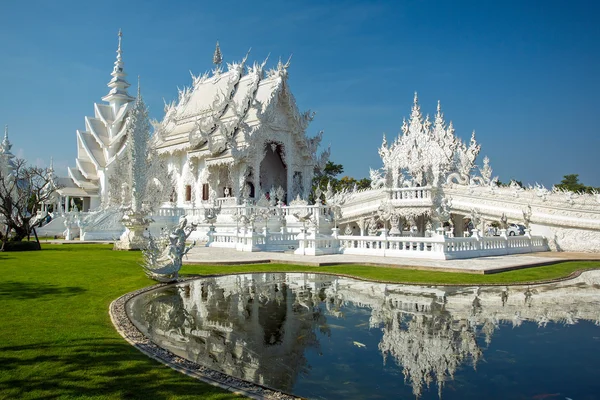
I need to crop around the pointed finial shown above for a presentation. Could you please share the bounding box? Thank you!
[284,54,293,68]
[137,75,141,99]
[261,53,270,68]
[118,29,122,48]
[49,157,54,171]
[242,47,252,65]
[1,125,12,154]
[437,100,441,113]
[213,40,223,66]
[413,91,418,105]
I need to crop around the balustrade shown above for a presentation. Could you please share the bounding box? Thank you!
[387,186,432,201]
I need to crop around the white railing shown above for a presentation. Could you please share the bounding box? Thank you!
[338,231,548,260]
[206,227,548,259]
[339,235,446,259]
[387,186,432,201]
[281,204,332,217]
[207,228,299,252]
[215,197,237,207]
[156,207,186,217]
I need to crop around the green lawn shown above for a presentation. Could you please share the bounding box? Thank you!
[0,244,598,399]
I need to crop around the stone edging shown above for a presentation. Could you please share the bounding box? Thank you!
[109,280,302,400]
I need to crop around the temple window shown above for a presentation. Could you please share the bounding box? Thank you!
[185,185,192,202]
[202,184,209,201]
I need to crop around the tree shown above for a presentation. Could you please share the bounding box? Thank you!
[555,174,588,193]
[311,161,371,202]
[0,158,58,245]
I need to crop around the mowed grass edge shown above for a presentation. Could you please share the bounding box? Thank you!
[0,244,597,399]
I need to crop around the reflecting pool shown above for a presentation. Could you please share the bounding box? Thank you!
[126,272,600,399]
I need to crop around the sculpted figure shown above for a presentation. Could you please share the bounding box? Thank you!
[142,216,197,282]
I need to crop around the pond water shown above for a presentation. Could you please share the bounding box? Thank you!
[126,272,600,399]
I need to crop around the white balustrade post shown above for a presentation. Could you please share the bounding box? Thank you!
[205,225,215,247]
[524,228,533,253]
[380,228,388,255]
[294,228,307,255]
[263,226,269,248]
[331,227,339,239]
[471,228,481,253]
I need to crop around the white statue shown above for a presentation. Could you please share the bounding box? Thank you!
[142,216,197,282]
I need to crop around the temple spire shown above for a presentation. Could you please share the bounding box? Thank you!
[117,29,123,61]
[2,125,11,154]
[0,125,15,173]
[213,41,223,66]
[102,29,135,110]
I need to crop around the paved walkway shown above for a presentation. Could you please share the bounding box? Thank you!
[183,246,600,274]
[43,239,600,274]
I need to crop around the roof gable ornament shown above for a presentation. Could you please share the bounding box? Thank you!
[268,55,292,78]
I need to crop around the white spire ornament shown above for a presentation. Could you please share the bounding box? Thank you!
[0,125,16,174]
[101,29,134,112]
[213,40,223,66]
[114,78,171,250]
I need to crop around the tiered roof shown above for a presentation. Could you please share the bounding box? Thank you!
[153,48,323,166]
[68,30,135,195]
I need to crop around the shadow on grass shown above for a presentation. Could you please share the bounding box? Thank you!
[0,281,87,300]
[0,338,239,399]
[39,245,115,252]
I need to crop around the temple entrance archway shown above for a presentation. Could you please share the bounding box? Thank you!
[259,142,287,197]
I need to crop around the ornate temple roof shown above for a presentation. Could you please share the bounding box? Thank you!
[152,48,318,164]
[67,30,135,196]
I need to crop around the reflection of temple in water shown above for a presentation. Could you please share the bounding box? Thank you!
[127,271,600,398]
[323,271,600,397]
[129,273,333,391]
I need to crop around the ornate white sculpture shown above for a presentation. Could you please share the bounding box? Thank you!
[142,216,197,282]
[377,93,481,189]
[114,81,171,250]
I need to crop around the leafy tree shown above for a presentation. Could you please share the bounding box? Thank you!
[0,158,58,245]
[555,174,588,193]
[311,161,371,202]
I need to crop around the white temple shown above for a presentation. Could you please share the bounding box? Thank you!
[63,29,136,211]
[35,31,600,255]
[152,45,328,206]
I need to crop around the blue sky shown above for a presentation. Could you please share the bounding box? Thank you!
[0,0,598,187]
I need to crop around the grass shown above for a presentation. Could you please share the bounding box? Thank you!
[0,244,598,399]
[183,261,600,285]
